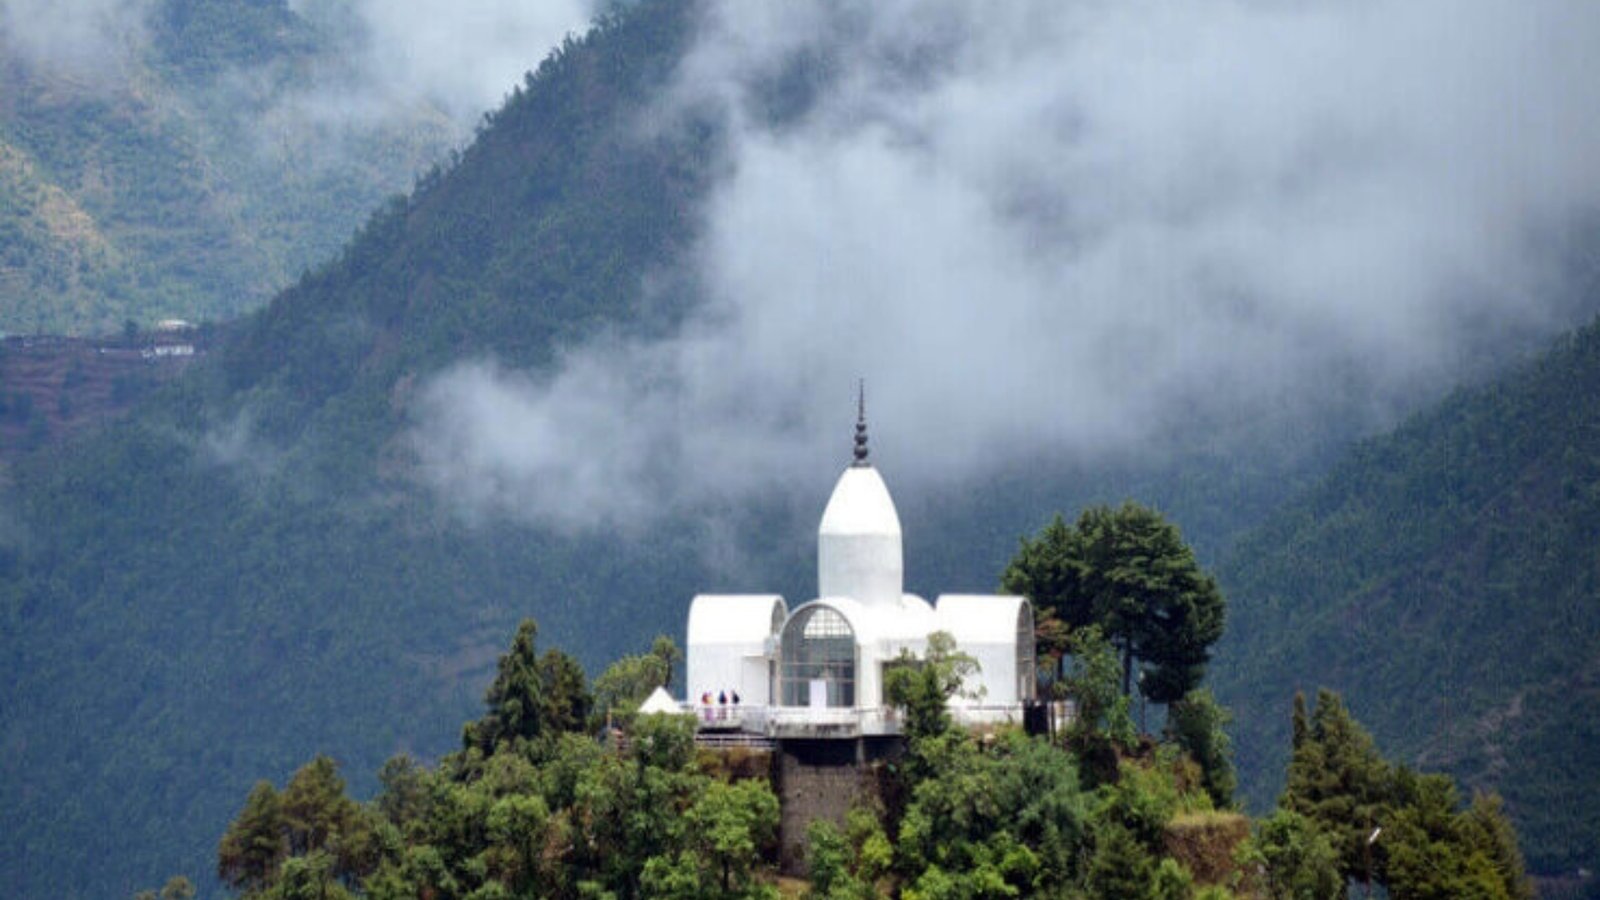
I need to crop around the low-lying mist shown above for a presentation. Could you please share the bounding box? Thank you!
[0,0,592,123]
[412,0,1600,532]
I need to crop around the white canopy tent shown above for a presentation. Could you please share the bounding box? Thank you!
[638,686,686,716]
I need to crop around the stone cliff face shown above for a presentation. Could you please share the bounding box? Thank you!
[774,737,904,874]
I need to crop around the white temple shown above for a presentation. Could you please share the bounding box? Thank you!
[685,396,1037,739]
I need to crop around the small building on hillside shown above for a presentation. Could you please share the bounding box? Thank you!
[683,395,1037,740]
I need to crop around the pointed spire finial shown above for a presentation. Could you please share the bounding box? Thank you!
[852,379,870,467]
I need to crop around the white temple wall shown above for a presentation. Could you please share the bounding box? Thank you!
[818,531,903,609]
[947,640,1020,708]
[687,642,770,706]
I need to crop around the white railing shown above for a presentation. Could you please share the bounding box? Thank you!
[687,702,1043,738]
[689,704,770,731]
[694,731,777,750]
[765,706,867,727]
[949,704,1028,726]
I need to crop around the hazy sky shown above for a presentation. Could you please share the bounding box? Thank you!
[413,0,1600,532]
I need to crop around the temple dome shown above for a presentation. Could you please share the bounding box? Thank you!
[818,465,903,608]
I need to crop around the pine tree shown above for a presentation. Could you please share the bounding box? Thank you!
[1167,688,1237,808]
[1244,809,1342,900]
[1382,774,1530,900]
[465,619,546,753]
[650,635,682,689]
[463,619,592,757]
[537,648,592,735]
[281,756,347,855]
[1290,691,1310,751]
[1281,690,1391,886]
[1086,823,1158,899]
[218,781,288,892]
[1461,793,1534,900]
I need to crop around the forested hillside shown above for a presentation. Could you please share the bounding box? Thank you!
[1213,316,1600,876]
[0,5,713,896]
[0,3,1321,893]
[1,0,1595,896]
[0,0,451,334]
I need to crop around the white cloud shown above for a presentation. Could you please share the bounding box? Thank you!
[288,0,594,125]
[0,0,152,81]
[0,0,591,125]
[393,0,1600,529]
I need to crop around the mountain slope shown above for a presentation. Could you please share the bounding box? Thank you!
[0,4,710,896]
[0,0,451,335]
[0,3,1336,891]
[1213,316,1600,875]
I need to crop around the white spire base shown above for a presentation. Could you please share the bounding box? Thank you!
[817,466,903,608]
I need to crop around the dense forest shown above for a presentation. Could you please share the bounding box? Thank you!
[0,0,452,334]
[182,617,1534,900]
[0,4,1239,891]
[0,0,1596,897]
[1,5,720,895]
[1213,316,1600,875]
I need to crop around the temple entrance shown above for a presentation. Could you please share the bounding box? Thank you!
[780,605,857,707]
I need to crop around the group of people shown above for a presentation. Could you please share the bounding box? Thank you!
[699,689,741,722]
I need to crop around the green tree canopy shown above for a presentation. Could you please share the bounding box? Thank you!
[1167,688,1237,808]
[208,621,1535,900]
[663,778,781,899]
[217,780,287,892]
[462,618,593,758]
[651,634,683,689]
[883,630,981,745]
[1242,809,1342,900]
[1002,502,1225,704]
[806,808,892,900]
[1281,689,1392,886]
[1381,772,1533,900]
[592,636,678,726]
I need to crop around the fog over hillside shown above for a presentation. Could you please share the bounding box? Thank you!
[413,0,1600,531]
[6,0,1599,523]
[309,0,593,122]
[0,0,592,122]
[0,0,602,332]
[0,0,152,80]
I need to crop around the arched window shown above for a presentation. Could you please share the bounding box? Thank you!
[1017,602,1037,702]
[780,605,857,708]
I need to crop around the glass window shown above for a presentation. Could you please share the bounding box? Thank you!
[780,605,857,707]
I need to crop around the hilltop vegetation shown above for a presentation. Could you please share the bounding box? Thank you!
[1213,316,1600,876]
[194,618,1531,900]
[0,0,452,334]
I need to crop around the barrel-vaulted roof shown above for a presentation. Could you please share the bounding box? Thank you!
[687,594,787,645]
[934,595,1032,646]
